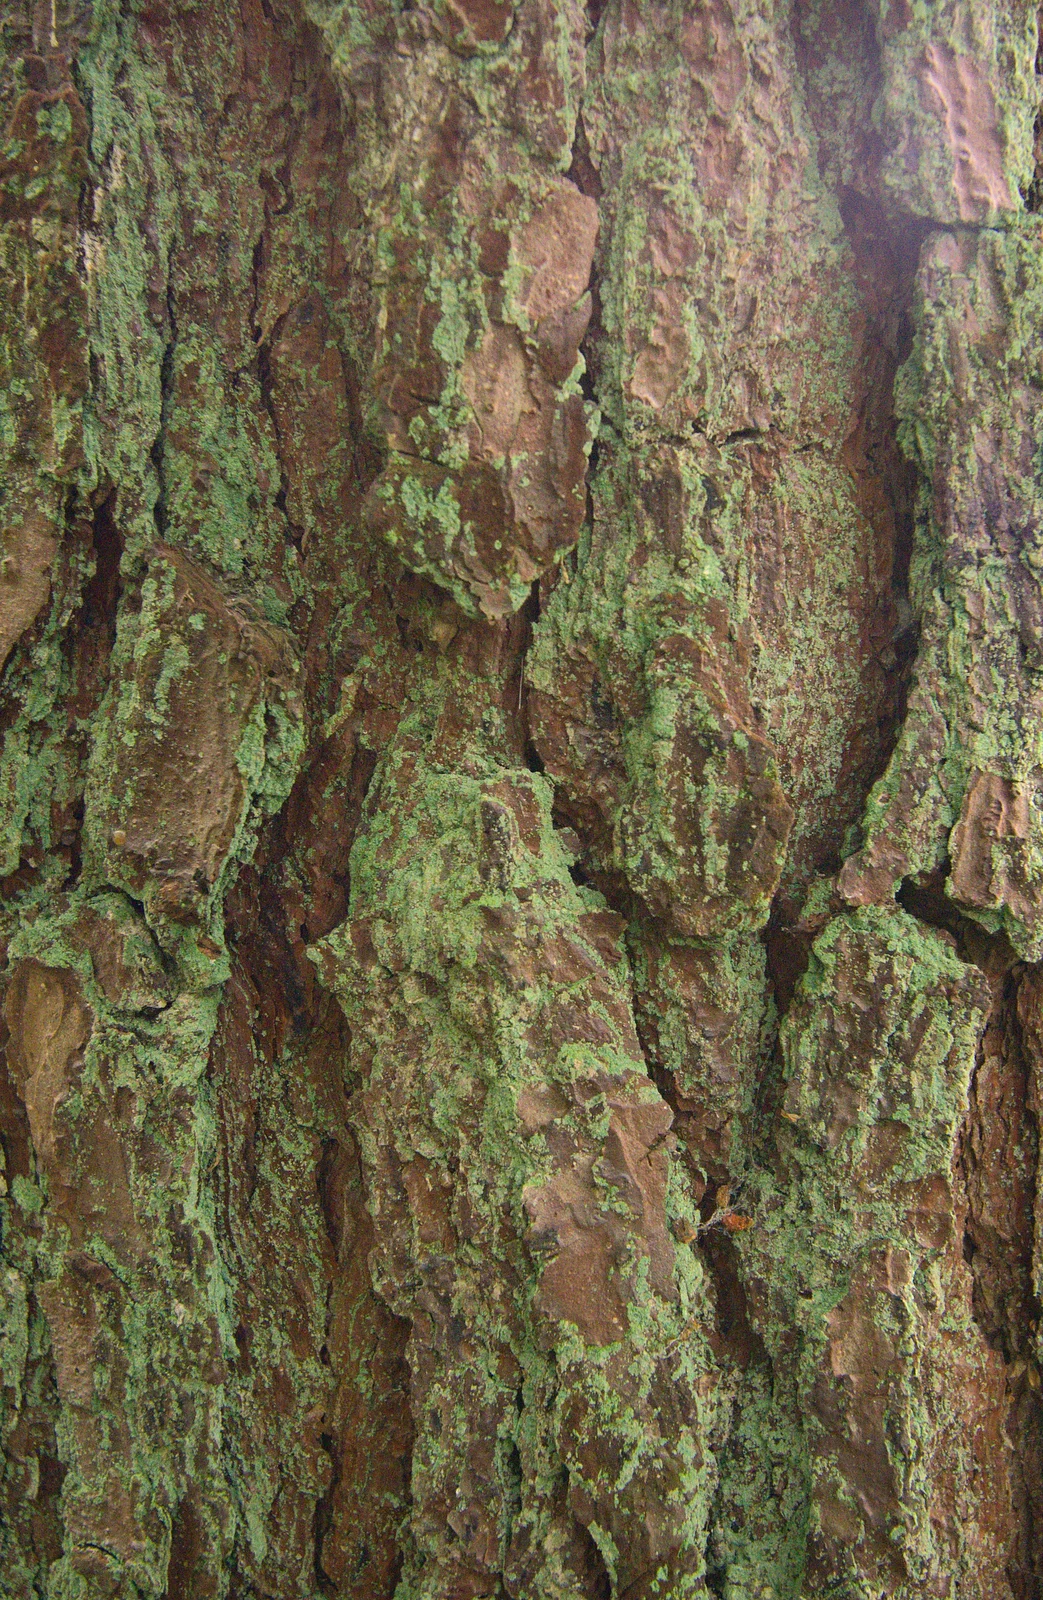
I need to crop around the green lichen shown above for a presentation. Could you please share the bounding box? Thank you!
[313,680,726,1596]
[724,905,990,1594]
[849,222,1043,956]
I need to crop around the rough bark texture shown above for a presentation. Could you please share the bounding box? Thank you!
[1,1,1042,1596]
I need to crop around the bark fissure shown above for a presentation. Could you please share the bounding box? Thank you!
[149,264,178,546]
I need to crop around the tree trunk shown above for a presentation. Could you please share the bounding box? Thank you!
[1,1,1042,1595]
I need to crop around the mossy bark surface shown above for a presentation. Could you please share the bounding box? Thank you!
[1,1,1043,1596]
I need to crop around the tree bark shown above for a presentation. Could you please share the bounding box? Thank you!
[1,1,1042,1596]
